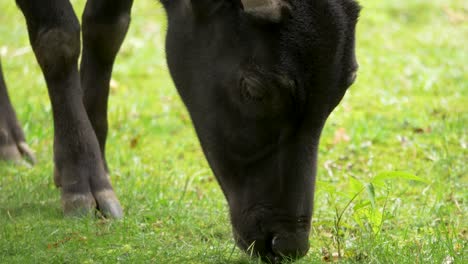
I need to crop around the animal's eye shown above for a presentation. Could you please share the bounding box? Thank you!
[240,74,268,102]
[234,66,297,120]
[238,65,296,105]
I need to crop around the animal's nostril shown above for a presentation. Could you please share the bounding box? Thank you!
[271,233,310,260]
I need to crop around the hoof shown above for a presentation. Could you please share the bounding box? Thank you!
[0,141,36,165]
[56,168,123,219]
[53,167,61,188]
[94,190,124,219]
[17,142,36,165]
[0,143,22,161]
[62,192,96,218]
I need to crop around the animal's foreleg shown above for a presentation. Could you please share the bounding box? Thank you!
[16,0,123,218]
[0,59,35,164]
[80,0,134,174]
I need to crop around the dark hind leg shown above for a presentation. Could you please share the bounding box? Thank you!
[80,0,133,215]
[80,0,134,174]
[0,59,35,164]
[16,0,122,218]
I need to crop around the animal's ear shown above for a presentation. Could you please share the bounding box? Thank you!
[240,70,295,101]
[241,0,292,23]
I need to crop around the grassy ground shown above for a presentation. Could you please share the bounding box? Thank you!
[0,0,466,263]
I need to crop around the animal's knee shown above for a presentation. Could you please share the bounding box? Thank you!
[82,13,131,63]
[81,0,133,64]
[15,0,81,76]
[33,27,81,77]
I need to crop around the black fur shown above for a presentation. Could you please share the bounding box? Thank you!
[163,0,360,262]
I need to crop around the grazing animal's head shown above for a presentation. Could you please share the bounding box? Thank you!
[161,0,360,262]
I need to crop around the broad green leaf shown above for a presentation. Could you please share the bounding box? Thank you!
[353,200,372,211]
[349,176,365,195]
[369,209,384,234]
[366,183,376,209]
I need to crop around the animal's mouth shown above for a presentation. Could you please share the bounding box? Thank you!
[347,64,359,87]
[234,229,310,263]
[348,69,358,86]
[231,207,311,262]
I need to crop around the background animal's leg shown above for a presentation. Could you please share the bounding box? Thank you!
[0,59,35,164]
[16,0,123,218]
[80,0,134,174]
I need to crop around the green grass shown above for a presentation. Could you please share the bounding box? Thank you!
[1,0,467,263]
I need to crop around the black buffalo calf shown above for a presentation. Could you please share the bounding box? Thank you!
[162,0,360,262]
[0,0,359,262]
